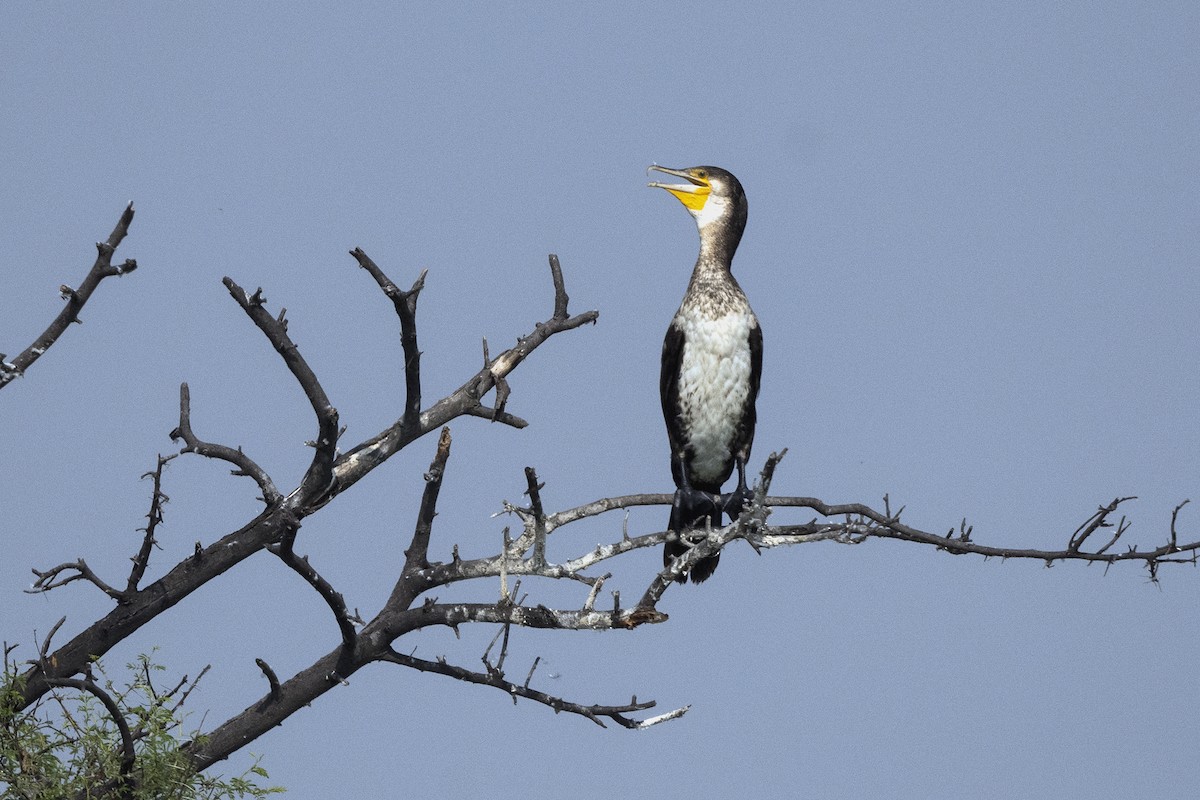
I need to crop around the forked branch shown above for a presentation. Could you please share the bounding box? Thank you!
[169,382,282,505]
[28,559,124,601]
[333,254,599,495]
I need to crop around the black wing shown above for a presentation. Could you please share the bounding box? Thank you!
[735,318,763,463]
[660,319,687,488]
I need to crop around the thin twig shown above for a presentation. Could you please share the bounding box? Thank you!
[582,573,610,612]
[380,648,680,729]
[171,664,211,715]
[481,337,513,422]
[523,656,541,689]
[461,404,529,428]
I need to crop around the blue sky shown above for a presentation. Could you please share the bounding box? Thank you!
[3,4,1198,798]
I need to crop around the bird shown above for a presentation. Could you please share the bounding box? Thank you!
[647,165,762,583]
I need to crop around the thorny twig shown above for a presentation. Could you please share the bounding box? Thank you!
[125,454,177,595]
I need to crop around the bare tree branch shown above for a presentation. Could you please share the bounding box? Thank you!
[58,456,1200,780]
[547,254,570,320]
[169,382,282,505]
[523,467,548,568]
[378,648,685,730]
[349,248,425,433]
[267,514,360,680]
[0,203,137,390]
[37,432,1196,778]
[17,255,599,714]
[125,454,177,595]
[28,559,125,601]
[400,427,453,576]
[461,403,528,428]
[221,279,340,508]
[333,255,599,494]
[254,658,281,709]
[757,494,1199,571]
[178,429,670,772]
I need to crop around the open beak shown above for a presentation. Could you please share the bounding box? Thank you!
[647,165,712,212]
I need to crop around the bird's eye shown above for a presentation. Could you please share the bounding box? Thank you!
[694,169,708,180]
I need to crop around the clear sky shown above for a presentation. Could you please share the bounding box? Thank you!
[3,3,1198,798]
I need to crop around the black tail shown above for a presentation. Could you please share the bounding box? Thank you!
[665,490,722,584]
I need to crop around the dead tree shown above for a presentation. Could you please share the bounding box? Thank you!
[6,205,1198,783]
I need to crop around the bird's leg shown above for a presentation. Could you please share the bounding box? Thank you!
[671,459,719,533]
[721,456,753,522]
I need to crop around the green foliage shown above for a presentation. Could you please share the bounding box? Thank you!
[1,651,283,799]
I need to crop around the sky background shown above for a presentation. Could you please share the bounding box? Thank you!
[2,3,1199,798]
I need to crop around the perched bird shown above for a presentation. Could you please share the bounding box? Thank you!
[648,165,762,583]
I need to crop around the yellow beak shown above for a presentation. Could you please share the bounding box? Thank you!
[647,165,712,212]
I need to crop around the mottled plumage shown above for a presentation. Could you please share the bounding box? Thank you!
[649,165,762,583]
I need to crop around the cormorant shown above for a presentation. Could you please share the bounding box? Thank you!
[648,165,762,584]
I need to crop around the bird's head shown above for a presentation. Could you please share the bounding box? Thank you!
[647,164,748,252]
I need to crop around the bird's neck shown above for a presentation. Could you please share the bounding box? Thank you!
[696,218,742,271]
[691,251,733,282]
[685,250,745,311]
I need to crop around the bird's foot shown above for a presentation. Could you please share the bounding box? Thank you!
[671,487,721,531]
[720,485,754,521]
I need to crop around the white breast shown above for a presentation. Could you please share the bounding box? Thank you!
[675,306,754,484]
